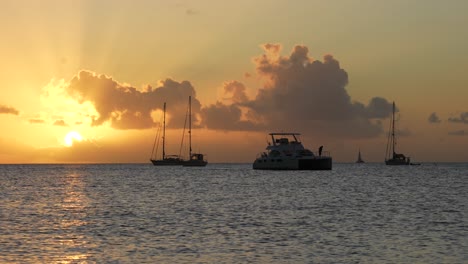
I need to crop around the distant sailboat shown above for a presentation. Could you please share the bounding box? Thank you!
[385,102,411,165]
[356,149,365,163]
[183,96,208,167]
[150,102,184,166]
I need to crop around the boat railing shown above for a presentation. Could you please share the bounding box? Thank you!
[311,151,331,157]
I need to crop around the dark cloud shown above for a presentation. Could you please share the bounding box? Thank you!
[53,120,68,126]
[448,112,468,124]
[200,102,261,131]
[29,119,45,124]
[66,70,201,130]
[363,97,395,119]
[428,112,441,123]
[186,9,199,15]
[222,81,249,103]
[201,44,393,138]
[0,105,19,115]
[448,130,466,136]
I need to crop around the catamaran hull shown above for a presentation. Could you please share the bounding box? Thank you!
[253,157,332,170]
[183,160,208,167]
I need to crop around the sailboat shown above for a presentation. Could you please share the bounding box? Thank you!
[356,149,365,163]
[385,102,410,165]
[183,96,208,167]
[150,102,184,166]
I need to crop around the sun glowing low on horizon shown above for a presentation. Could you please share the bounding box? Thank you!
[64,131,83,147]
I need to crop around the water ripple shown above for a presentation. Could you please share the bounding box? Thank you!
[0,163,467,263]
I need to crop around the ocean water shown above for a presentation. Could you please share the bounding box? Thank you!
[0,163,466,263]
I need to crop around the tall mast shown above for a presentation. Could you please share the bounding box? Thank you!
[162,102,166,160]
[188,96,192,158]
[392,101,396,155]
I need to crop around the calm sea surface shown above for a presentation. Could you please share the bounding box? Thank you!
[0,163,466,263]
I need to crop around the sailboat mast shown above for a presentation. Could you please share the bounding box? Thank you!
[392,101,396,155]
[189,96,192,158]
[162,102,166,160]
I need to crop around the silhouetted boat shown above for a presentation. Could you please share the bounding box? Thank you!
[150,102,184,166]
[253,133,332,170]
[183,96,207,167]
[385,102,410,165]
[356,149,365,163]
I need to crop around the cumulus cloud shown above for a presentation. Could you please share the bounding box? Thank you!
[0,105,19,115]
[201,44,393,138]
[448,112,468,124]
[428,112,441,123]
[448,130,466,136]
[222,81,249,103]
[201,102,261,131]
[65,71,202,130]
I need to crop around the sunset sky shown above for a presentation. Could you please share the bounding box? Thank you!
[1,0,467,163]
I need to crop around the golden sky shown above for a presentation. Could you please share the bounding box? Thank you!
[1,0,467,163]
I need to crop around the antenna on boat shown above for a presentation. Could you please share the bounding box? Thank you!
[162,102,166,160]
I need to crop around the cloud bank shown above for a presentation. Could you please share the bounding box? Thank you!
[59,44,393,138]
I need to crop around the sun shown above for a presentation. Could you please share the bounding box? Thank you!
[64,131,83,147]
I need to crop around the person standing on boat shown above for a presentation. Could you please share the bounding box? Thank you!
[319,146,323,156]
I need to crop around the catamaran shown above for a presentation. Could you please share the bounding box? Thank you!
[253,133,332,170]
